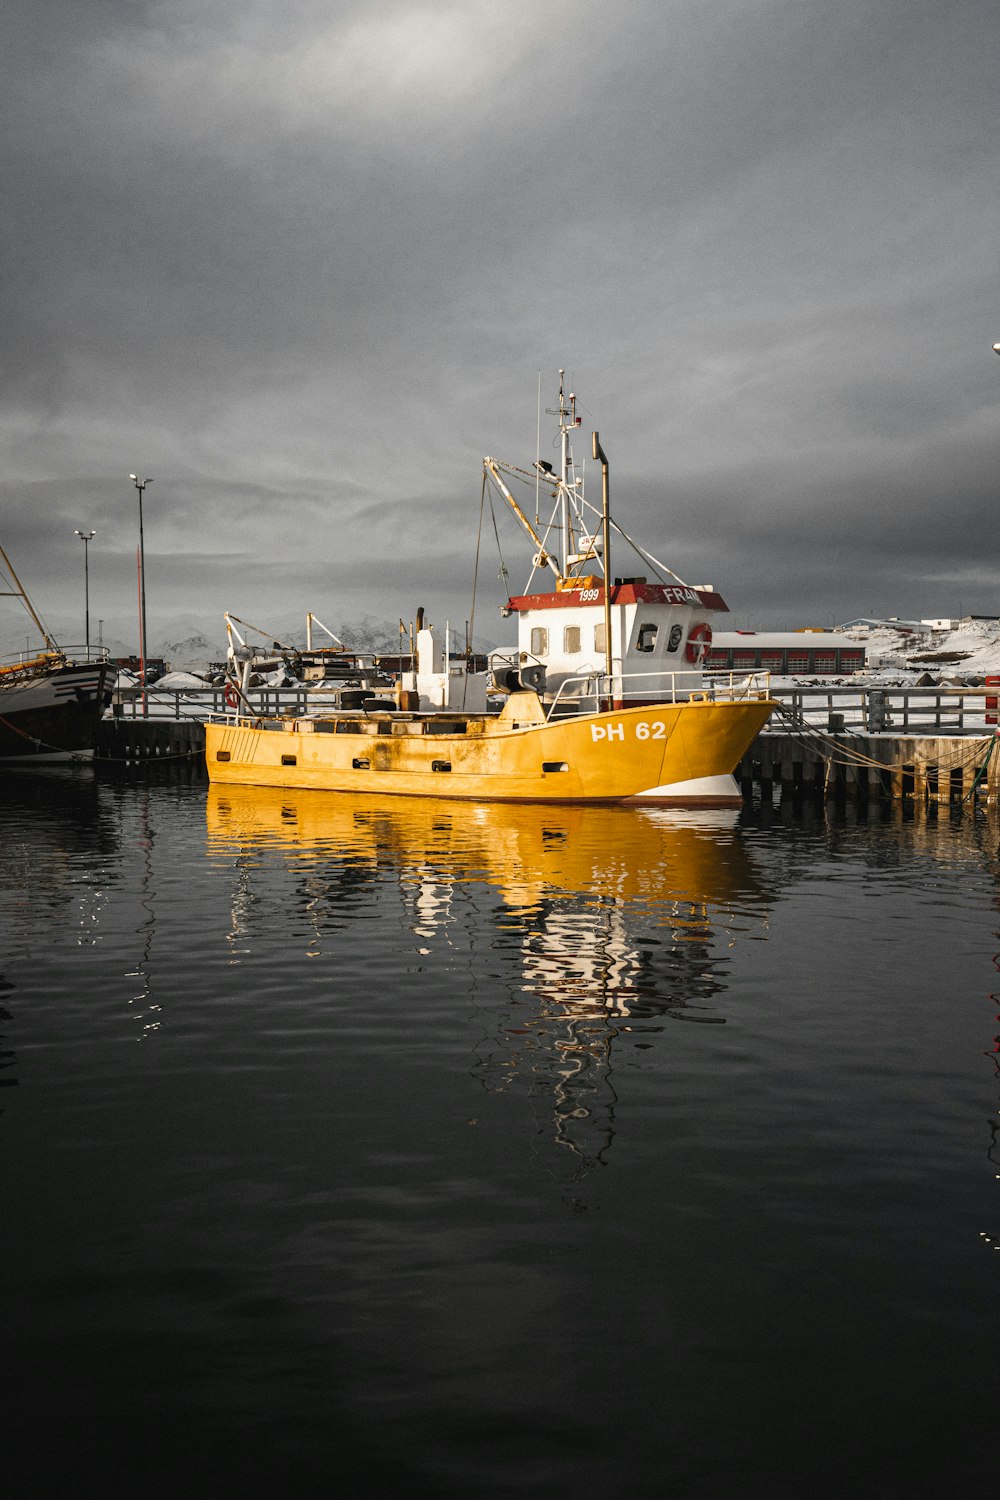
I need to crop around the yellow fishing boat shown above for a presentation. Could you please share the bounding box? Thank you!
[206,687,772,803]
[206,374,775,803]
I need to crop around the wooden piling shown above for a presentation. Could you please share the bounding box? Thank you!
[96,719,206,764]
[737,731,995,805]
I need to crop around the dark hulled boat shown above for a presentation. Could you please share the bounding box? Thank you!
[1,543,110,762]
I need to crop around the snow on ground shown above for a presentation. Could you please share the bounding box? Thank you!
[753,621,1000,733]
[154,671,212,690]
[825,619,1000,686]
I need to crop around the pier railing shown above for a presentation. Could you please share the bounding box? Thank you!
[756,683,997,735]
[732,685,1000,805]
[108,680,999,735]
[110,686,350,721]
[100,681,1000,790]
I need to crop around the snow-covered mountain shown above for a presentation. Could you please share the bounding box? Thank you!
[6,600,1000,683]
[1,607,498,669]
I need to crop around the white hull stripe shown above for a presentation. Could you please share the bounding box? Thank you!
[632,773,741,802]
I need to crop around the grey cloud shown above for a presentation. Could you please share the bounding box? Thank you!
[2,0,998,653]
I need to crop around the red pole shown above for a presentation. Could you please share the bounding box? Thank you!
[137,545,146,717]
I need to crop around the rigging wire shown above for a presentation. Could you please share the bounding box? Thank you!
[0,544,58,650]
[964,736,998,802]
[486,485,510,593]
[535,369,541,526]
[488,458,690,588]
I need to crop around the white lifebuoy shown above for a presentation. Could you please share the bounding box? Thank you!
[224,683,240,710]
[685,621,713,666]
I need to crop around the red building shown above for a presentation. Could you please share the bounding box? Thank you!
[706,632,865,676]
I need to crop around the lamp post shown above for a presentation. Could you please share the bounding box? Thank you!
[129,474,152,709]
[73,529,95,655]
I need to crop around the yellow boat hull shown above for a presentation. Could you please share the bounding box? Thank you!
[205,692,774,804]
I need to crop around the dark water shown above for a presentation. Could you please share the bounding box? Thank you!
[1,770,997,1498]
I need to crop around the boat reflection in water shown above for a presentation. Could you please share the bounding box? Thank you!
[206,786,771,1172]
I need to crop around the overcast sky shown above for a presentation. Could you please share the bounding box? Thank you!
[2,0,998,651]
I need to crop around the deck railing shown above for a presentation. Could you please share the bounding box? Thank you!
[111,686,346,721]
[2,644,111,671]
[545,669,772,717]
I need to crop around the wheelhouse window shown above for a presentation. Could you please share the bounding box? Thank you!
[530,626,548,656]
[636,623,658,653]
[563,625,581,654]
[594,623,606,653]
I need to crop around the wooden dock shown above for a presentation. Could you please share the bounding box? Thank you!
[96,717,206,764]
[736,730,1000,804]
[95,690,1000,806]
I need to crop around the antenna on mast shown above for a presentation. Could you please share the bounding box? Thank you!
[535,370,541,524]
[542,369,584,576]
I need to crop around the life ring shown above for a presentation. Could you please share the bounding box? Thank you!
[224,683,240,710]
[685,621,713,666]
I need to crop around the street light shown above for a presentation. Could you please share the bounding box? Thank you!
[74,529,95,655]
[129,474,152,708]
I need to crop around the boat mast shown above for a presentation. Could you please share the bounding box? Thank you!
[483,372,596,592]
[592,431,613,686]
[546,369,580,576]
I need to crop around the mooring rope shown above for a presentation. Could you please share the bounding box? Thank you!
[761,699,1000,801]
[964,736,998,803]
[0,710,67,756]
[770,701,994,774]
